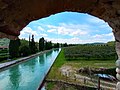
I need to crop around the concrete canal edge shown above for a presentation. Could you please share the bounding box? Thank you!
[0,49,53,71]
[37,49,61,90]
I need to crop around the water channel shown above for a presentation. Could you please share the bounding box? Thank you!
[0,49,61,90]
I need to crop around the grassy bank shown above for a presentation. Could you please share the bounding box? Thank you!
[47,49,66,79]
[48,47,116,71]
[47,48,116,79]
[46,47,116,89]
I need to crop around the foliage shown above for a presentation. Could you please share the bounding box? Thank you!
[0,49,9,61]
[64,45,117,60]
[63,43,68,47]
[9,39,21,58]
[46,82,55,90]
[39,37,45,51]
[0,38,10,46]
[0,49,8,53]
[45,41,52,50]
[0,55,9,61]
[107,41,115,46]
[53,43,59,48]
[29,35,38,54]
[20,39,29,46]
[19,45,30,57]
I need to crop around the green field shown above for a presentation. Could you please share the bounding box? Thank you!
[46,45,116,89]
[49,46,117,75]
[47,46,116,78]
[64,45,117,60]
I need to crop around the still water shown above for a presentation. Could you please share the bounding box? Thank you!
[0,49,61,90]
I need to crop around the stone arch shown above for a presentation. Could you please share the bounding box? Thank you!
[0,0,119,39]
[0,0,120,88]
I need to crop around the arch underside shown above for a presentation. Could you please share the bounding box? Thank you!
[0,0,120,39]
[0,0,120,88]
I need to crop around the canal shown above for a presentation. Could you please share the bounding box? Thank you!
[0,49,61,90]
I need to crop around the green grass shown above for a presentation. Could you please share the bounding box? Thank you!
[64,59,115,69]
[46,48,116,89]
[47,48,116,80]
[46,82,55,90]
[52,49,66,68]
[47,49,66,79]
[46,82,78,90]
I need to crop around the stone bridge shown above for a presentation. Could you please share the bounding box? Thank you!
[0,0,120,89]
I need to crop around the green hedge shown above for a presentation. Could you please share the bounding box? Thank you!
[0,49,8,53]
[0,55,9,61]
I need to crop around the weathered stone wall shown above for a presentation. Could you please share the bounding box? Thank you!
[0,0,120,89]
[0,0,120,39]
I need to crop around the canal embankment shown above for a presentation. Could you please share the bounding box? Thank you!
[0,49,54,70]
[37,49,61,90]
[0,48,61,90]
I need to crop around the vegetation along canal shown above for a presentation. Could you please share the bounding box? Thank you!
[0,48,61,90]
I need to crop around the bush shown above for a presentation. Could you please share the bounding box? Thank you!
[0,55,9,61]
[19,45,31,57]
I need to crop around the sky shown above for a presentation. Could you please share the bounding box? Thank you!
[19,12,114,44]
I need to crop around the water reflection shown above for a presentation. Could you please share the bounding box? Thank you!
[54,49,59,52]
[0,49,61,90]
[46,50,52,59]
[9,65,21,89]
[39,55,45,65]
[21,58,37,72]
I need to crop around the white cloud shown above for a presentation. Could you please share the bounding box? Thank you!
[46,35,114,44]
[70,29,88,36]
[87,16,112,30]
[87,16,105,24]
[40,34,48,37]
[37,26,44,31]
[46,37,82,44]
[19,26,48,42]
[19,23,114,44]
[20,27,38,36]
[47,29,56,33]
[93,33,113,38]
[19,13,114,44]
[47,23,89,36]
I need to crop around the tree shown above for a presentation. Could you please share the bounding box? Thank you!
[9,39,21,58]
[19,45,30,56]
[39,37,45,51]
[29,35,38,54]
[29,35,31,47]
[53,43,59,48]
[63,43,68,47]
[45,41,52,50]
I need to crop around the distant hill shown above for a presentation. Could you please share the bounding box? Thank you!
[0,38,10,46]
[85,42,106,45]
[107,41,115,46]
[84,41,115,46]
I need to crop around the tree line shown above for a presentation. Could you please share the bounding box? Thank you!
[9,35,68,59]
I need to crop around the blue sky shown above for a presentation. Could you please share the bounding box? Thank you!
[19,12,114,44]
